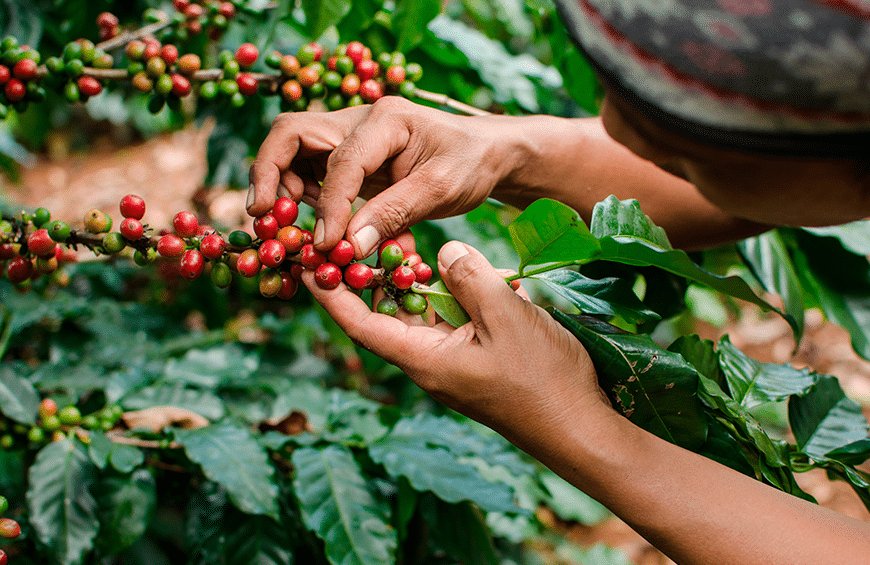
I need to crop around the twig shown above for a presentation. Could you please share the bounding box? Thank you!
[413,87,492,116]
[96,15,175,51]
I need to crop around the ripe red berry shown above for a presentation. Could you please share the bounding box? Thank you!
[314,262,342,290]
[160,44,179,66]
[0,243,15,260]
[300,243,326,269]
[359,79,383,103]
[184,3,204,19]
[171,73,192,97]
[119,194,146,219]
[200,234,226,260]
[28,229,56,257]
[403,252,422,267]
[392,265,416,289]
[142,42,161,62]
[40,398,58,418]
[258,239,286,268]
[236,73,258,96]
[0,518,20,540]
[180,249,205,280]
[289,263,305,281]
[0,65,9,85]
[236,248,261,277]
[173,0,191,12]
[0,548,7,565]
[297,66,320,88]
[386,65,406,85]
[308,42,324,62]
[77,76,103,97]
[346,41,365,65]
[301,230,314,245]
[253,214,279,240]
[344,262,374,289]
[328,239,355,266]
[97,11,120,28]
[157,234,186,258]
[173,211,199,238]
[413,262,433,284]
[12,58,37,81]
[277,225,305,253]
[281,79,302,102]
[4,79,25,102]
[5,256,32,283]
[178,53,201,75]
[277,272,297,300]
[219,2,236,18]
[271,197,299,227]
[280,55,300,77]
[355,59,378,82]
[120,217,144,240]
[235,43,259,68]
[341,74,361,97]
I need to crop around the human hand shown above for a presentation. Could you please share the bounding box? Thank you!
[301,239,613,451]
[248,97,518,259]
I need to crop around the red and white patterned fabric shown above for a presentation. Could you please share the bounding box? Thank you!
[553,0,870,156]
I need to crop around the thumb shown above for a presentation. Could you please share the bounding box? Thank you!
[437,241,520,337]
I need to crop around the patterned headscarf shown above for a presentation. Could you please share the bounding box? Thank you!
[553,0,870,157]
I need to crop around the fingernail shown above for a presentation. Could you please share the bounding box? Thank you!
[439,241,468,269]
[352,225,380,257]
[313,218,325,246]
[246,183,256,210]
[277,184,291,198]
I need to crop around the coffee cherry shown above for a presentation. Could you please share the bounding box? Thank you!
[328,240,355,266]
[253,214,279,240]
[402,292,428,315]
[132,72,153,92]
[277,271,298,300]
[119,194,146,219]
[133,248,155,266]
[281,79,302,102]
[93,52,114,70]
[178,53,201,76]
[199,80,218,99]
[28,426,45,443]
[340,74,361,97]
[276,225,305,253]
[173,211,199,237]
[97,11,120,29]
[4,79,25,102]
[280,55,300,77]
[0,518,20,540]
[380,243,404,271]
[235,43,259,68]
[344,262,374,289]
[102,232,126,254]
[200,234,226,259]
[271,197,299,227]
[171,74,192,97]
[185,3,204,19]
[35,254,58,275]
[355,59,378,82]
[0,495,7,515]
[12,58,37,80]
[126,40,146,61]
[236,248,261,277]
[146,56,166,78]
[78,76,103,97]
[346,41,365,65]
[157,234,186,258]
[180,249,205,280]
[403,252,422,267]
[259,269,283,297]
[236,73,258,96]
[313,262,342,290]
[84,209,112,233]
[289,262,305,281]
[258,238,286,268]
[155,74,174,96]
[219,1,236,18]
[359,79,383,103]
[58,405,81,426]
[296,44,318,66]
[0,65,9,85]
[119,217,144,240]
[297,66,320,88]
[300,243,327,269]
[413,262,433,284]
[41,413,61,431]
[173,0,191,12]
[226,231,251,249]
[0,549,7,565]
[386,65,406,85]
[377,296,399,317]
[28,229,56,256]
[160,44,179,66]
[210,261,232,288]
[392,265,415,289]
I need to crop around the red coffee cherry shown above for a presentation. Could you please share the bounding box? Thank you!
[4,79,25,103]
[0,518,20,539]
[40,398,58,418]
[184,3,204,19]
[13,58,38,81]
[119,194,146,219]
[392,265,415,289]
[340,74,361,97]
[171,74,192,97]
[97,11,120,28]
[142,42,161,62]
[258,238,286,268]
[236,73,258,96]
[236,249,261,277]
[28,229,57,256]
[235,43,259,68]
[177,53,201,76]
[300,243,326,269]
[173,0,191,12]
[0,548,7,565]
[200,234,226,260]
[173,211,199,238]
[289,263,305,281]
[280,79,302,102]
[259,269,283,297]
[219,2,236,18]
[253,214,279,240]
[277,271,298,300]
[345,41,365,65]
[0,65,9,85]
[280,55,301,77]
[160,44,179,66]
[344,262,374,289]
[120,217,144,240]
[5,257,32,283]
[180,249,205,280]
[328,240,354,267]
[271,197,299,227]
[77,76,103,97]
[386,65,406,85]
[314,262,342,290]
[157,234,186,258]
[359,79,383,103]
[355,59,378,82]
[301,230,314,245]
[413,262,433,284]
[403,252,422,268]
[277,225,305,253]
[0,243,15,260]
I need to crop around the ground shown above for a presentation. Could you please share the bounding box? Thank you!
[5,124,870,565]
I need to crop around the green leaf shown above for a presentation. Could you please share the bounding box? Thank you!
[301,0,352,39]
[415,280,470,328]
[110,443,145,473]
[717,337,818,409]
[539,469,609,525]
[163,344,259,388]
[418,495,499,565]
[88,432,115,469]
[176,423,280,519]
[0,365,39,425]
[533,269,660,323]
[27,438,100,565]
[590,196,671,249]
[789,376,870,459]
[803,221,870,256]
[508,198,600,273]
[121,383,225,421]
[667,335,721,384]
[292,444,396,565]
[549,310,707,449]
[94,469,157,555]
[826,438,870,466]
[369,414,520,513]
[394,0,440,52]
[695,417,756,477]
[0,305,12,359]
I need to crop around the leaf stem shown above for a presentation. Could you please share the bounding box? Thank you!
[506,260,586,282]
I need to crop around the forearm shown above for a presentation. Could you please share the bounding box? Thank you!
[519,405,870,565]
[490,115,770,250]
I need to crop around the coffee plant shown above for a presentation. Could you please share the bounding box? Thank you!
[3,1,870,565]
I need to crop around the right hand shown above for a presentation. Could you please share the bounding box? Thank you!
[247,97,517,258]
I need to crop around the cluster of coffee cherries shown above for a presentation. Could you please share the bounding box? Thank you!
[0,494,20,565]
[0,209,77,290]
[0,37,48,119]
[0,399,122,451]
[165,0,238,43]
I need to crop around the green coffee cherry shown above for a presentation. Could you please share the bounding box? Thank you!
[0,495,8,516]
[102,232,126,254]
[380,243,404,271]
[402,292,428,315]
[27,426,45,444]
[58,405,82,426]
[211,261,232,288]
[32,207,51,227]
[377,297,399,317]
[228,230,253,247]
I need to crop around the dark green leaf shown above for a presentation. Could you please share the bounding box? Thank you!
[695,416,756,477]
[549,310,707,449]
[164,344,259,387]
[394,0,440,52]
[533,269,660,323]
[415,281,470,328]
[293,444,397,565]
[508,198,600,273]
[94,469,156,555]
[667,335,721,384]
[803,221,870,256]
[121,383,225,420]
[27,438,100,565]
[419,495,499,565]
[176,423,280,519]
[301,0,352,39]
[185,482,230,565]
[88,432,115,470]
[110,443,145,473]
[0,365,39,425]
[826,438,870,466]
[590,196,671,249]
[789,376,869,459]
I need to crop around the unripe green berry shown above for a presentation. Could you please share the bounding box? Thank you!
[155,73,174,95]
[58,405,82,426]
[399,80,416,99]
[265,51,282,69]
[41,414,61,431]
[402,292,428,315]
[210,261,232,288]
[65,59,85,78]
[63,42,82,62]
[326,93,345,111]
[405,62,423,82]
[219,79,239,96]
[1,37,18,52]
[79,40,96,64]
[222,60,240,79]
[27,426,45,443]
[45,56,64,73]
[64,81,80,103]
[32,207,51,227]
[102,232,126,254]
[133,248,156,266]
[230,91,246,108]
[0,435,13,449]
[380,243,404,271]
[0,496,7,516]
[377,297,399,317]
[199,81,218,99]
[81,415,98,429]
[84,209,112,233]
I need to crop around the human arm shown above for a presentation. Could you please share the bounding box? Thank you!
[247,97,769,256]
[300,239,870,565]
